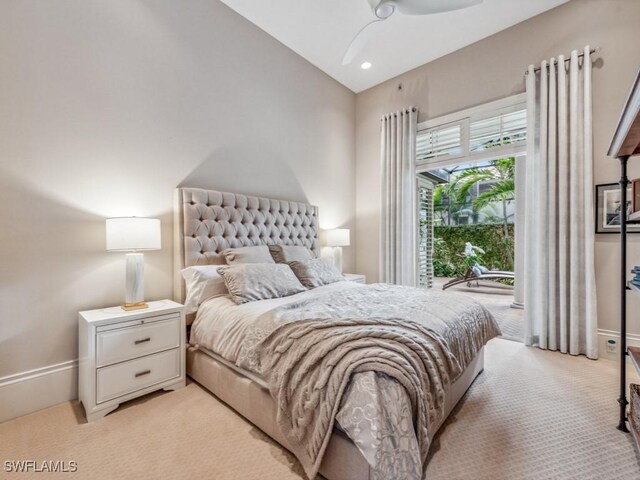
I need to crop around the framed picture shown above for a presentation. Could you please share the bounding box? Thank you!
[595,183,640,234]
[633,179,640,212]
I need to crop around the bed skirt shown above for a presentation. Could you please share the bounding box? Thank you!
[186,346,484,480]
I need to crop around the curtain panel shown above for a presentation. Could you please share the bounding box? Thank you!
[524,46,597,358]
[380,108,418,286]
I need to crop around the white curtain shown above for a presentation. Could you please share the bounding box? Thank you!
[380,108,418,286]
[524,46,597,358]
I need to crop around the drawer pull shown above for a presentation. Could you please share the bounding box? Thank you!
[135,370,151,378]
[134,337,151,345]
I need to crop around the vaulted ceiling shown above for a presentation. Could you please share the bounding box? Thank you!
[220,0,569,93]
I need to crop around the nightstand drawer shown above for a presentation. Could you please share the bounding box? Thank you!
[96,348,180,404]
[96,316,180,367]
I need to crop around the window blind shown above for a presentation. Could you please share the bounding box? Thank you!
[416,95,527,168]
[470,109,527,153]
[416,124,462,163]
[418,182,434,288]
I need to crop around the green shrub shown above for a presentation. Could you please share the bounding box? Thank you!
[434,224,514,277]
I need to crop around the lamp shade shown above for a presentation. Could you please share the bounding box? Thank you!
[323,228,350,247]
[106,217,161,251]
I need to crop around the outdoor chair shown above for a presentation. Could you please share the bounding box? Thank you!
[441,264,515,290]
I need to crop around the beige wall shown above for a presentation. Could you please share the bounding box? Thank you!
[355,0,640,334]
[0,0,356,377]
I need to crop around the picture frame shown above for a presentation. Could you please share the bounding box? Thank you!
[595,183,640,234]
[633,178,640,213]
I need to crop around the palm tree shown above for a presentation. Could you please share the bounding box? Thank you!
[479,202,514,225]
[434,183,480,226]
[441,157,515,265]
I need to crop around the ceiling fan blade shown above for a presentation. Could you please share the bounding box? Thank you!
[342,18,385,65]
[396,0,483,15]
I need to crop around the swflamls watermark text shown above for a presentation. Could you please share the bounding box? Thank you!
[4,460,78,473]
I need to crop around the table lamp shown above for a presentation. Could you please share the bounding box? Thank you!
[106,217,161,311]
[323,228,350,273]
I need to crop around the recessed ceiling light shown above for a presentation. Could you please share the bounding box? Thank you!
[361,62,372,70]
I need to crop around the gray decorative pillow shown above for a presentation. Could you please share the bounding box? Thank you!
[223,245,275,265]
[288,257,344,289]
[216,263,306,304]
[269,244,313,264]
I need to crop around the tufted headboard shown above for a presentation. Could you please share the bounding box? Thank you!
[173,188,320,306]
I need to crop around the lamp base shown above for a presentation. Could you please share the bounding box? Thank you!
[124,252,146,310]
[332,246,344,274]
[121,302,149,311]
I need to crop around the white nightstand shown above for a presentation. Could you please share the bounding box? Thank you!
[78,300,186,422]
[344,273,366,284]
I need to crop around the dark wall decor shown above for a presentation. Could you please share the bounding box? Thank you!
[595,183,640,233]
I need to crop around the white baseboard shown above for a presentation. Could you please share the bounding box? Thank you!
[0,360,78,423]
[598,329,640,363]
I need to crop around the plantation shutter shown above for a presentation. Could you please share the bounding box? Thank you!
[416,123,462,164]
[469,109,527,153]
[418,181,434,288]
[416,95,527,168]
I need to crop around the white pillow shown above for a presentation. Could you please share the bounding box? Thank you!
[181,265,228,314]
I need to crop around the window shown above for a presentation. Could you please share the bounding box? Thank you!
[416,94,527,170]
[415,95,525,289]
[417,179,434,288]
[416,123,462,163]
[469,109,527,153]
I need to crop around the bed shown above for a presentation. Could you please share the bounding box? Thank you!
[173,187,499,480]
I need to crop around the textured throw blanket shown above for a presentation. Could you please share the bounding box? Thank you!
[237,284,500,479]
[259,317,459,479]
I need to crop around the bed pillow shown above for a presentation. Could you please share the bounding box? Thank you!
[223,245,275,265]
[269,244,313,264]
[181,265,229,314]
[216,263,306,304]
[288,257,344,289]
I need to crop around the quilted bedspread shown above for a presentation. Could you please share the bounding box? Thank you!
[237,284,501,480]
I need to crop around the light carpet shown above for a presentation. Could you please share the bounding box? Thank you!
[433,276,524,342]
[1,339,639,479]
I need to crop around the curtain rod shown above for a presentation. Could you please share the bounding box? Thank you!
[382,107,417,120]
[524,47,600,75]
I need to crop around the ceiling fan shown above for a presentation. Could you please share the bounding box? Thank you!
[342,0,483,65]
